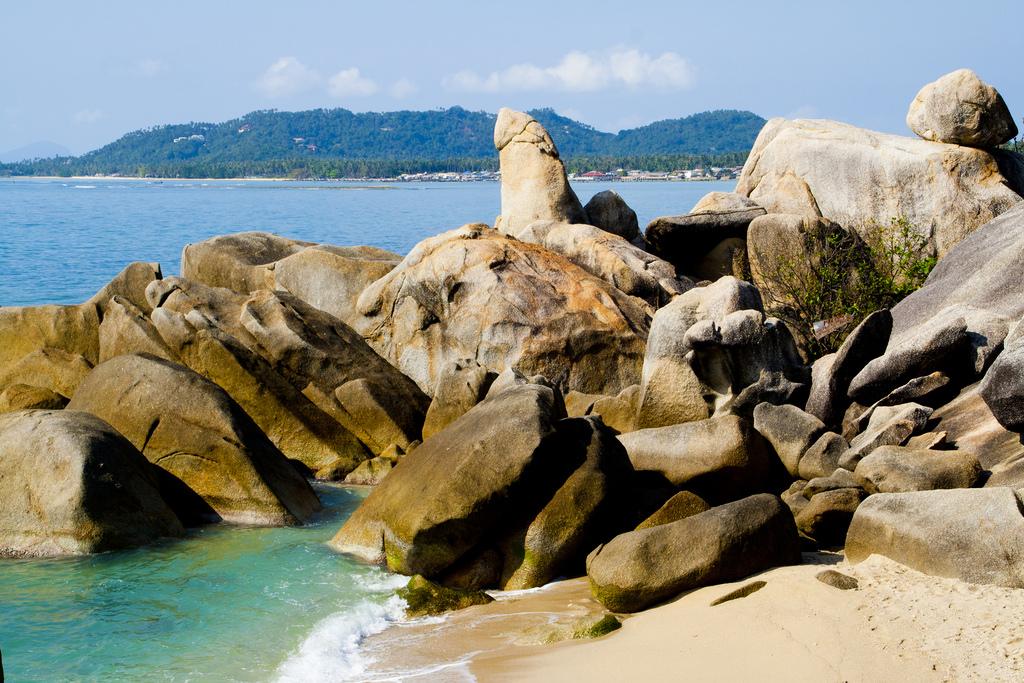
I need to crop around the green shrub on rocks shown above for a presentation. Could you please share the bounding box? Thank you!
[396,575,494,617]
[753,216,936,359]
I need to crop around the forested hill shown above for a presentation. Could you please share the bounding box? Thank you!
[1,107,766,178]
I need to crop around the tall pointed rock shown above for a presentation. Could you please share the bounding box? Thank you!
[494,108,588,234]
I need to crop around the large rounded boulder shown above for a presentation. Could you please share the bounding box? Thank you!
[587,494,800,612]
[0,409,184,557]
[617,415,782,503]
[736,118,1024,257]
[846,488,1024,587]
[354,224,650,396]
[67,354,321,526]
[331,384,566,573]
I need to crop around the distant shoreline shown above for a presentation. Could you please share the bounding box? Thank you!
[3,174,735,184]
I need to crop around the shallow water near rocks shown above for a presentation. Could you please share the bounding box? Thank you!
[0,177,735,306]
[0,484,411,681]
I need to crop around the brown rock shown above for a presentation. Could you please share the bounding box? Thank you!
[67,354,321,526]
[354,224,650,397]
[493,108,588,235]
[0,409,184,557]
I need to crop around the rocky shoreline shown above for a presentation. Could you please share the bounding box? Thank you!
[2,67,1024,678]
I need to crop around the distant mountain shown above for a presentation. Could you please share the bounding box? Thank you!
[0,107,765,178]
[0,141,72,163]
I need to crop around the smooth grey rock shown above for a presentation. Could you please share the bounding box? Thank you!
[804,469,863,497]
[805,310,892,426]
[847,306,986,403]
[500,416,634,590]
[332,385,603,585]
[584,190,640,240]
[846,488,1024,587]
[0,409,184,557]
[87,261,163,316]
[840,403,933,469]
[645,203,766,272]
[422,360,497,440]
[795,487,866,546]
[885,204,1024,341]
[617,415,780,502]
[799,432,849,481]
[781,480,810,517]
[68,354,321,526]
[635,491,711,530]
[980,331,1024,431]
[753,403,826,478]
[587,494,800,612]
[854,445,982,494]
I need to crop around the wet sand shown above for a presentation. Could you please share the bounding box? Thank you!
[356,551,1024,682]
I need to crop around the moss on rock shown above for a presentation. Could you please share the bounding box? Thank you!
[396,575,494,617]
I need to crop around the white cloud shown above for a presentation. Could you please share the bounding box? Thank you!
[135,59,167,78]
[327,68,378,98]
[785,105,819,119]
[389,77,417,99]
[72,109,104,124]
[257,57,321,98]
[443,48,695,93]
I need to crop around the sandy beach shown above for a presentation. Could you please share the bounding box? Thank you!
[345,552,1024,682]
[466,554,1024,682]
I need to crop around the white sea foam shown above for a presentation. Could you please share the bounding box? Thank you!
[275,594,408,682]
[353,570,410,593]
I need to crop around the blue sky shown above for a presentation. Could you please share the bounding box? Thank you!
[2,0,1021,154]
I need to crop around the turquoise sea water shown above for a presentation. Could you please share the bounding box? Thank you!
[0,177,736,681]
[0,484,414,682]
[0,177,734,306]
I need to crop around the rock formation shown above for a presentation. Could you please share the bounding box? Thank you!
[907,69,1017,147]
[0,409,184,557]
[586,494,799,612]
[645,193,765,273]
[583,190,640,241]
[512,219,689,307]
[493,108,588,234]
[67,354,321,525]
[354,223,650,396]
[736,118,1024,257]
[182,232,400,327]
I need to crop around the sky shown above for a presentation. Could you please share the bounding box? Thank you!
[2,0,1021,155]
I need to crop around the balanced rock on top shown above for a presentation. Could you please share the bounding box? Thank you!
[907,68,1018,148]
